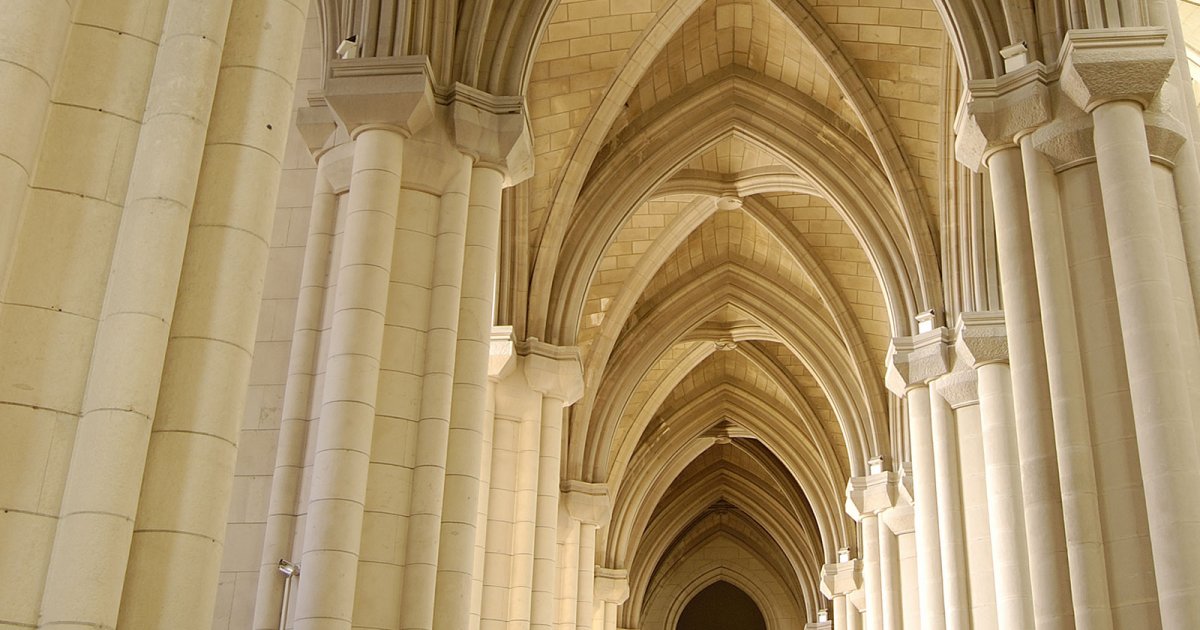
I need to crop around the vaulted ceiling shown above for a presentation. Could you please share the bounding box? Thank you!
[509,0,952,623]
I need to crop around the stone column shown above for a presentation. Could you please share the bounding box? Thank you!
[885,329,952,630]
[0,0,73,289]
[820,557,861,630]
[846,466,899,630]
[954,313,1035,630]
[472,327,517,629]
[1023,123,1114,630]
[881,500,917,630]
[292,59,435,630]
[35,2,237,628]
[434,88,532,630]
[962,68,1076,629]
[252,146,340,630]
[1061,29,1200,627]
[564,483,610,630]
[929,376,971,629]
[846,590,865,630]
[594,569,630,630]
[523,341,585,630]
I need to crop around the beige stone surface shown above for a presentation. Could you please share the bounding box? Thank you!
[5,3,1200,630]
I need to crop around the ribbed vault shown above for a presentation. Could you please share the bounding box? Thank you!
[504,0,965,625]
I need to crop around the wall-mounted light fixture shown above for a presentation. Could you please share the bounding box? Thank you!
[277,559,300,629]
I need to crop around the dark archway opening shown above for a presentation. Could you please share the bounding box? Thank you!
[676,580,767,630]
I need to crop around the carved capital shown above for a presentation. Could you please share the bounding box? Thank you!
[845,471,900,521]
[562,480,611,526]
[819,559,862,599]
[885,328,953,396]
[449,84,534,186]
[595,567,630,604]
[881,501,915,535]
[1030,103,1095,170]
[519,338,584,404]
[955,311,1008,367]
[934,364,979,409]
[1059,28,1174,113]
[957,63,1053,171]
[324,55,436,138]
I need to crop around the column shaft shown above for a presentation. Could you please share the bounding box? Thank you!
[832,595,848,630]
[434,166,506,630]
[36,2,233,627]
[530,395,567,630]
[252,165,337,628]
[119,0,310,625]
[356,185,438,628]
[0,0,72,290]
[984,145,1069,629]
[399,154,473,630]
[877,520,901,630]
[906,386,945,630]
[1020,135,1113,629]
[294,127,405,630]
[974,362,1034,629]
[577,524,597,630]
[930,388,970,629]
[505,403,543,628]
[1093,99,1200,627]
[861,515,882,630]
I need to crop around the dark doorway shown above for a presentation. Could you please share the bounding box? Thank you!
[676,580,767,630]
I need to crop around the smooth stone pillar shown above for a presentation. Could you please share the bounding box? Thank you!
[252,157,339,629]
[1020,133,1113,630]
[292,127,406,630]
[523,341,584,630]
[0,0,72,290]
[956,311,1035,630]
[36,2,234,627]
[885,330,951,630]
[399,153,473,630]
[930,384,970,629]
[878,518,902,630]
[1093,98,1200,627]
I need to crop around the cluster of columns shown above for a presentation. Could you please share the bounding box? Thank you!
[822,25,1200,630]
[0,0,311,628]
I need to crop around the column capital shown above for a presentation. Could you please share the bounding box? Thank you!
[845,471,900,521]
[955,311,1008,367]
[489,325,517,381]
[933,364,979,409]
[562,480,611,526]
[296,100,338,158]
[956,62,1052,171]
[519,338,584,404]
[805,623,833,629]
[1059,27,1174,113]
[595,567,630,604]
[819,559,862,598]
[324,55,436,138]
[885,327,953,396]
[881,501,915,535]
[448,83,533,186]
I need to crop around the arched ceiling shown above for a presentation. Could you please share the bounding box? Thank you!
[513,0,953,624]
